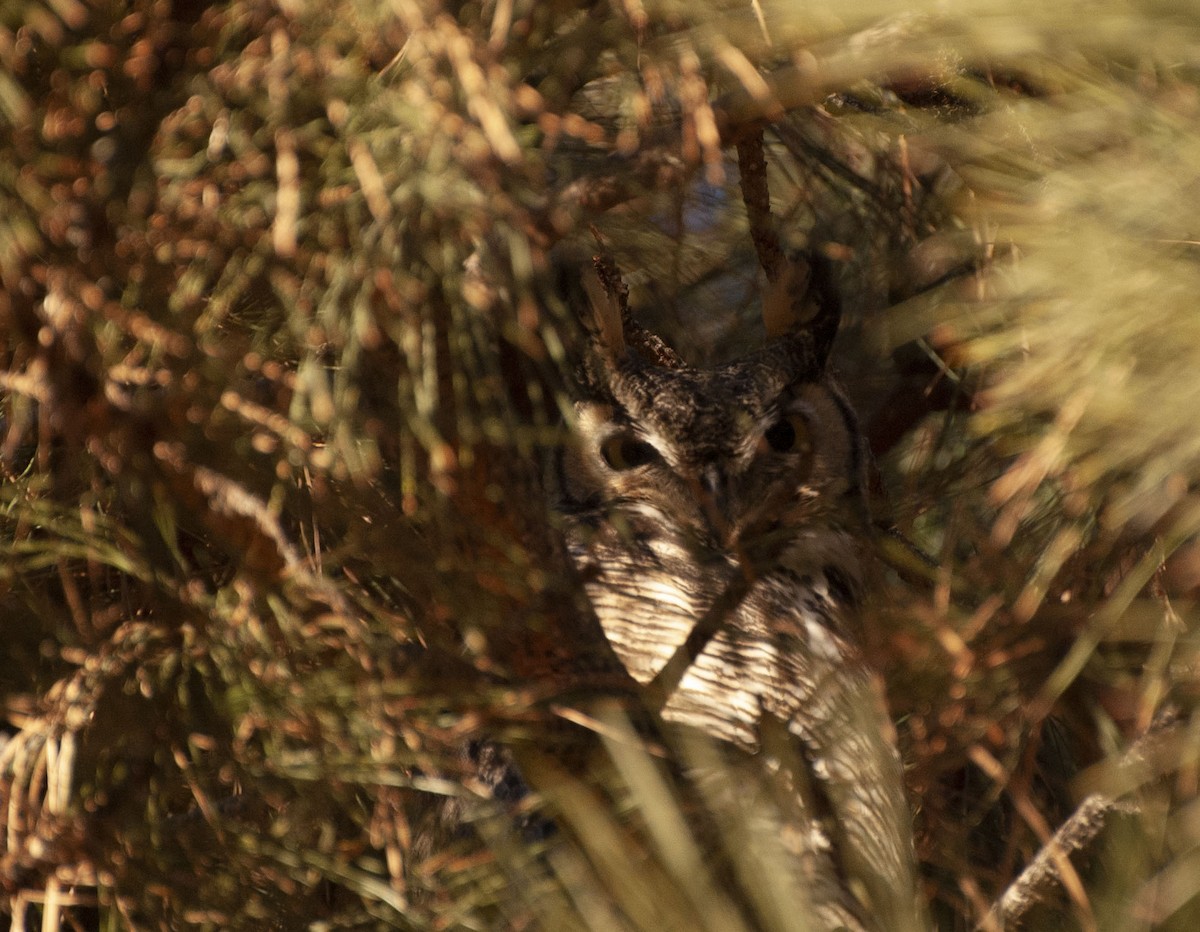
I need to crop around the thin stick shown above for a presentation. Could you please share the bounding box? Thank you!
[735,128,783,282]
[988,794,1139,929]
[987,713,1182,929]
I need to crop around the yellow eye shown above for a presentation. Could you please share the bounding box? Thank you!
[601,434,660,471]
[761,413,812,455]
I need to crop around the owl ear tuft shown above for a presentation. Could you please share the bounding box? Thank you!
[581,261,627,360]
[762,250,842,372]
[578,255,685,370]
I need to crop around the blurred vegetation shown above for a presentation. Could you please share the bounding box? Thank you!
[2,0,1200,929]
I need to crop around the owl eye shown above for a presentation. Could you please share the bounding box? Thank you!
[761,413,812,455]
[600,434,660,471]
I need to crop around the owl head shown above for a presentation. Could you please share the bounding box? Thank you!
[560,255,868,562]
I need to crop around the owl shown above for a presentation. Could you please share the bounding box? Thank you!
[556,256,923,932]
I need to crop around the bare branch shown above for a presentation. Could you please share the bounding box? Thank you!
[735,128,784,283]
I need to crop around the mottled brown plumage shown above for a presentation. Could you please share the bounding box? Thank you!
[557,257,924,931]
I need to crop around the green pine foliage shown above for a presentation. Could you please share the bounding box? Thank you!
[2,1,1199,929]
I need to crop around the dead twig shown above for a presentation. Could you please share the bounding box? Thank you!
[986,712,1182,930]
[735,127,784,282]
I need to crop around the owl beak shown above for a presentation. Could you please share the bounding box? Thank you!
[699,465,738,547]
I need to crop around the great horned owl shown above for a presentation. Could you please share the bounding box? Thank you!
[557,257,923,931]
